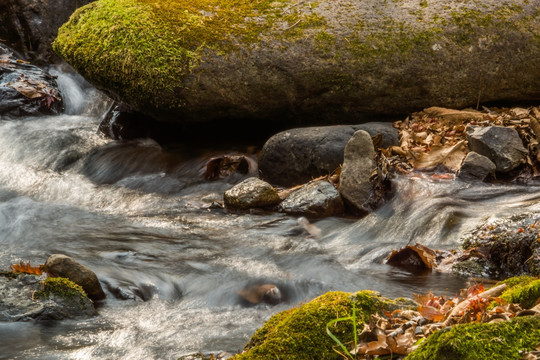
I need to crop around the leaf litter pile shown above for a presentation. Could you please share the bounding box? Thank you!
[344,282,540,359]
[380,106,540,181]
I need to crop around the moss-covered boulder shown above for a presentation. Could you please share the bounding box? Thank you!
[232,290,408,360]
[406,316,540,360]
[53,0,539,126]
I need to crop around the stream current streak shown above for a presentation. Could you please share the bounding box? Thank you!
[1,71,540,359]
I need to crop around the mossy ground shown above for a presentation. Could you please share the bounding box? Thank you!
[496,276,540,309]
[232,290,393,360]
[34,277,89,301]
[406,316,540,360]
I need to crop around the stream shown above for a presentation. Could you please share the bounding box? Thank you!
[1,70,540,359]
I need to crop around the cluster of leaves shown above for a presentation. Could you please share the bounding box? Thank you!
[380,106,540,181]
[331,281,539,359]
[6,73,61,109]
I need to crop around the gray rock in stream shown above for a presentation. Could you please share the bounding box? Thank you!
[0,273,96,321]
[457,151,496,182]
[279,180,344,218]
[466,126,528,172]
[339,130,377,215]
[259,123,398,187]
[0,44,63,117]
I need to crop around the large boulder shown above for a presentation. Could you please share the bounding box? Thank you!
[53,0,539,125]
[0,0,94,64]
[339,130,377,214]
[0,273,96,321]
[43,254,106,301]
[466,126,528,172]
[279,180,344,218]
[0,44,63,117]
[259,123,398,187]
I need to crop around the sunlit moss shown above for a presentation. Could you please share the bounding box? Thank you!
[34,277,88,301]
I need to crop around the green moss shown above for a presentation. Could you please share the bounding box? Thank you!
[406,316,540,360]
[496,276,540,309]
[233,290,395,360]
[53,0,324,112]
[34,277,89,301]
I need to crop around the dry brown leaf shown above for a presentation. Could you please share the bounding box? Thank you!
[412,140,467,171]
[424,107,485,123]
[418,305,445,322]
[386,243,438,269]
[356,334,389,356]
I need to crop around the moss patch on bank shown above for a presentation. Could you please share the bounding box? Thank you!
[406,316,540,360]
[496,276,540,309]
[233,290,401,360]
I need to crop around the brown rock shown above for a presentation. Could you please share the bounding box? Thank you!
[44,254,106,301]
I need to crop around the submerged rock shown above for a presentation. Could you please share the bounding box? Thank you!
[457,151,496,182]
[223,177,281,210]
[0,273,96,321]
[43,254,106,301]
[466,126,528,172]
[279,180,344,218]
[339,130,377,215]
[259,123,398,187]
[0,44,63,117]
[53,0,539,125]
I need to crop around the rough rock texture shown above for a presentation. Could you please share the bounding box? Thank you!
[43,254,106,301]
[457,151,496,182]
[0,273,96,321]
[224,177,281,210]
[466,126,528,172]
[339,130,376,214]
[0,0,94,64]
[0,44,63,117]
[259,123,398,187]
[453,212,540,278]
[53,0,540,125]
[279,180,344,218]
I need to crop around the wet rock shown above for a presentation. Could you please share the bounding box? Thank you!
[454,213,540,278]
[0,273,96,321]
[237,284,282,306]
[339,130,377,215]
[223,177,281,210]
[53,0,540,125]
[0,0,93,64]
[466,126,528,172]
[43,254,106,301]
[457,151,496,182]
[279,180,344,218]
[259,123,398,187]
[0,44,63,117]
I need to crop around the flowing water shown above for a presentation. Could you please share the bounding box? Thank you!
[1,70,540,360]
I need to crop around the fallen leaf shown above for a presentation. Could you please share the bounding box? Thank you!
[418,305,445,322]
[10,260,44,275]
[412,141,467,171]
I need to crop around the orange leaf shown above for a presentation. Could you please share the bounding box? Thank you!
[10,260,43,275]
[418,305,445,322]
